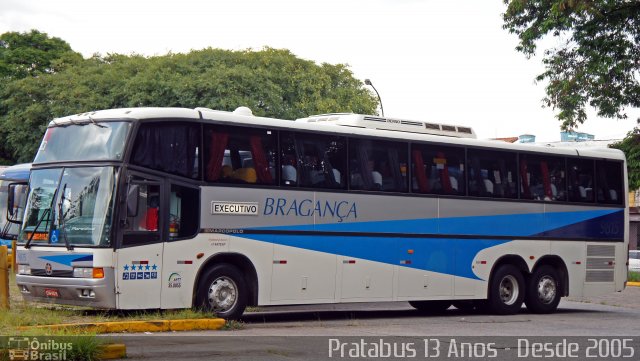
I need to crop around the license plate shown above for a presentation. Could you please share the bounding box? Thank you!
[44,288,59,298]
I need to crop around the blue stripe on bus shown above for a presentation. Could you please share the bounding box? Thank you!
[235,209,623,280]
[253,209,622,239]
[39,254,93,267]
[237,232,507,280]
[539,210,623,239]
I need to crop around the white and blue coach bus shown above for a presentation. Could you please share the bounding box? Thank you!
[1,163,31,250]
[13,107,628,319]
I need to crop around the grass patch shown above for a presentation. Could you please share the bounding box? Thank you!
[629,271,640,282]
[222,320,245,331]
[64,335,105,361]
[2,273,212,335]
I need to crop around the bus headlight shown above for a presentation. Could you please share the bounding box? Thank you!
[18,264,31,275]
[73,267,104,279]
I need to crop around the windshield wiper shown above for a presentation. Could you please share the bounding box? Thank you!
[88,116,107,128]
[57,183,74,251]
[0,219,11,239]
[24,187,59,249]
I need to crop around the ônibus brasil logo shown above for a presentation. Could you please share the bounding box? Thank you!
[6,337,72,360]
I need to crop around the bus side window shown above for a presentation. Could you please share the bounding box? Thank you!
[567,158,595,203]
[411,144,465,195]
[204,125,276,185]
[131,122,200,179]
[125,184,160,232]
[468,150,517,199]
[122,183,162,246]
[520,154,566,201]
[280,132,346,189]
[169,184,199,239]
[596,160,623,204]
[349,139,407,192]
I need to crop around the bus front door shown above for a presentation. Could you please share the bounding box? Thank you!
[115,178,165,309]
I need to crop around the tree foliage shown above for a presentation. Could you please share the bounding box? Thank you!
[0,30,82,80]
[0,30,82,163]
[611,127,640,190]
[0,35,377,163]
[503,0,640,130]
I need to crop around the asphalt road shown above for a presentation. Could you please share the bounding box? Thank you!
[106,286,640,360]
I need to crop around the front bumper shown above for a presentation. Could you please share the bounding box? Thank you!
[16,268,116,308]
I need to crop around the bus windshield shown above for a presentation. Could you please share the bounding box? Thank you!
[34,121,131,164]
[20,167,116,247]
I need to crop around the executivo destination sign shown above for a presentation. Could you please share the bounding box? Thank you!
[211,201,259,216]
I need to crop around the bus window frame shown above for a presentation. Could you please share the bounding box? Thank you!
[166,179,201,242]
[122,117,626,209]
[118,171,165,249]
[6,182,28,224]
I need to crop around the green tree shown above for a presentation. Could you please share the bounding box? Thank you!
[0,30,82,163]
[0,29,81,79]
[611,128,640,190]
[1,47,378,163]
[503,0,640,130]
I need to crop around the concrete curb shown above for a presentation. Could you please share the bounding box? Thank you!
[21,318,226,334]
[628,281,640,287]
[97,343,126,360]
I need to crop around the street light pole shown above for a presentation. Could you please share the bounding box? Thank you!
[364,78,384,117]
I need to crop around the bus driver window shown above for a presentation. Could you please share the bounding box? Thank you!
[126,184,160,232]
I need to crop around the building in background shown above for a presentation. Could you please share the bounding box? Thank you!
[518,134,536,143]
[492,134,536,143]
[560,131,595,142]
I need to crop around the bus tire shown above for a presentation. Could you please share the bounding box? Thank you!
[488,264,525,315]
[409,300,451,314]
[524,265,561,314]
[196,263,247,320]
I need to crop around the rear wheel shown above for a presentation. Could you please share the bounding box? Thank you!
[488,264,525,315]
[525,265,561,314]
[195,264,247,320]
[409,300,451,314]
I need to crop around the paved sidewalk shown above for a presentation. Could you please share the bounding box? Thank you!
[567,284,640,309]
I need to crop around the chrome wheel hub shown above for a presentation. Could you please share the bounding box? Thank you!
[207,276,238,312]
[537,276,557,304]
[499,275,519,305]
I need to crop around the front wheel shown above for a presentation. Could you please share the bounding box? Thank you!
[488,264,525,315]
[525,265,561,314]
[195,264,247,320]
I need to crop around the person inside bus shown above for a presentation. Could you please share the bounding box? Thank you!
[305,154,325,186]
[350,159,382,190]
[529,174,544,200]
[331,168,341,185]
[368,160,383,190]
[281,155,297,186]
[140,194,159,231]
[480,169,493,196]
[578,174,593,201]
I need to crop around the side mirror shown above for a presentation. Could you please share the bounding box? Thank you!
[7,182,28,224]
[127,184,140,217]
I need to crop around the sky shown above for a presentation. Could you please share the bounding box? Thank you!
[1,0,638,142]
